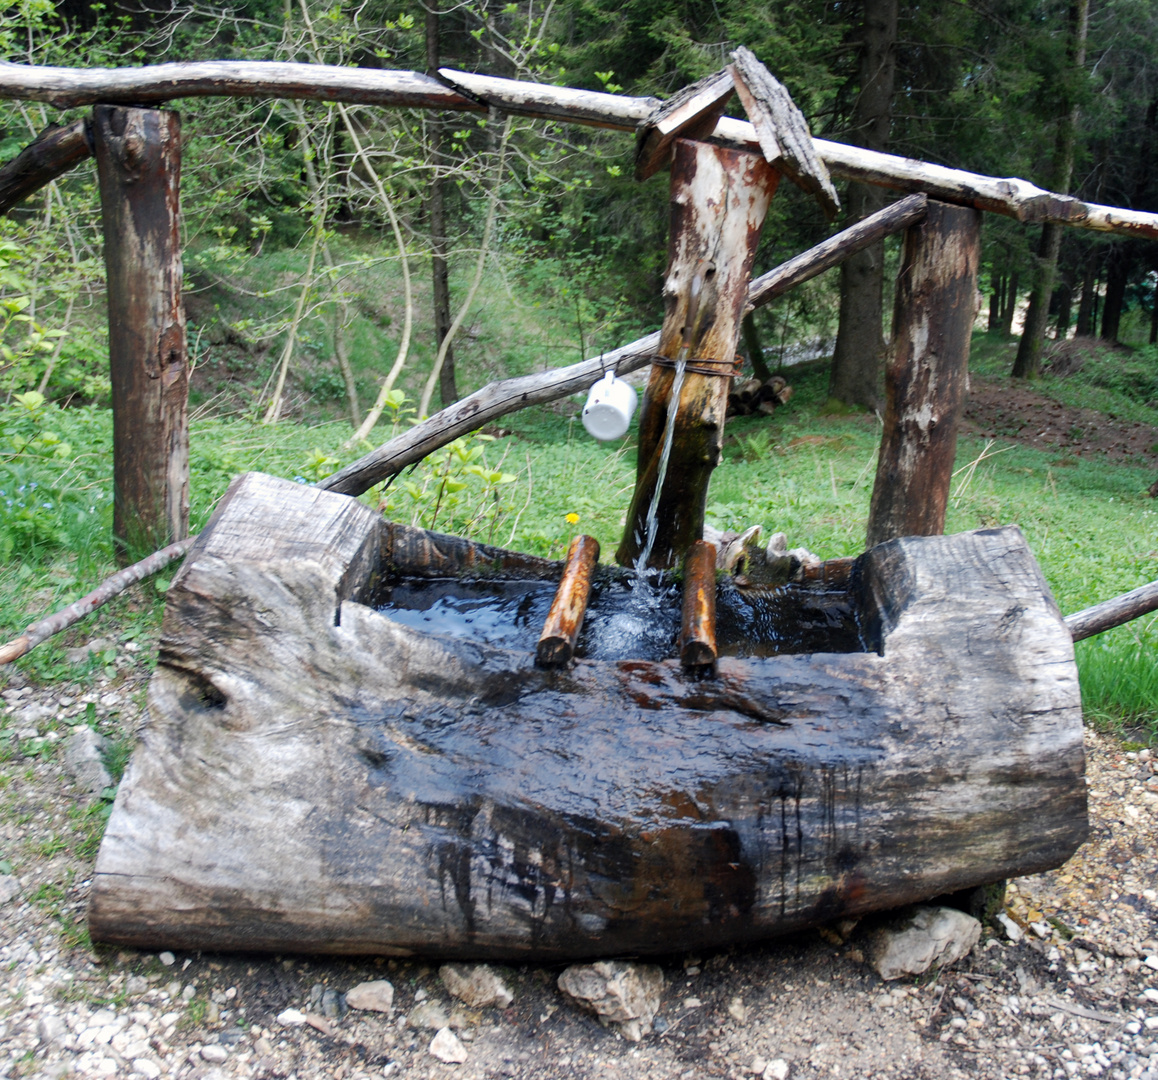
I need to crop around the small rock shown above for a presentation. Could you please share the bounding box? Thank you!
[37,1015,68,1044]
[276,1008,307,1026]
[321,988,346,1018]
[750,1057,768,1076]
[408,1001,451,1030]
[996,911,1024,943]
[158,951,175,966]
[63,726,113,798]
[132,1060,162,1079]
[0,874,20,904]
[764,1060,790,1080]
[1144,955,1158,971]
[440,964,514,1009]
[346,980,394,1013]
[429,1026,468,1064]
[125,975,148,995]
[868,906,982,980]
[304,1012,333,1036]
[557,960,664,1042]
[727,996,749,1023]
[201,1045,228,1063]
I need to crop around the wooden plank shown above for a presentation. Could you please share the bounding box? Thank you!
[536,535,600,666]
[679,539,717,669]
[728,47,839,221]
[88,477,1087,959]
[866,200,981,547]
[92,105,189,560]
[634,68,735,181]
[616,140,778,569]
[0,118,90,214]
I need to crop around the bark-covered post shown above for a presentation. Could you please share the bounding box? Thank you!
[92,105,189,561]
[616,139,778,569]
[865,199,981,548]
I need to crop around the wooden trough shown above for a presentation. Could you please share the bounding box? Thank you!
[89,471,1087,959]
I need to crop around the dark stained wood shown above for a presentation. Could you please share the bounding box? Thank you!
[537,535,600,667]
[728,47,839,221]
[0,119,91,214]
[88,472,1087,959]
[866,200,981,548]
[92,105,189,560]
[1066,578,1158,641]
[616,140,778,569]
[634,69,735,181]
[0,61,1154,237]
[679,539,718,669]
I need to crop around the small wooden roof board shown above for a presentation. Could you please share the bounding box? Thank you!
[633,68,736,181]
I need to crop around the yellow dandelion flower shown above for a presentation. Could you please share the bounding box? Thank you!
[565,512,580,525]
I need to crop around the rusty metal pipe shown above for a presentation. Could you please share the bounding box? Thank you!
[536,535,600,667]
[679,540,718,670]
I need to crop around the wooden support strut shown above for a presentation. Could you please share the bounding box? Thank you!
[615,140,778,570]
[536,534,600,667]
[92,105,190,560]
[866,199,981,548]
[0,118,91,215]
[679,540,718,670]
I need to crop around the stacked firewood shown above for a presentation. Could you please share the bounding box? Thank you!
[727,374,793,416]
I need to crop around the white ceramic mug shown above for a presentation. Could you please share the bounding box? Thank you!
[582,371,638,441]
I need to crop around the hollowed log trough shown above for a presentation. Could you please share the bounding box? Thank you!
[90,472,1087,958]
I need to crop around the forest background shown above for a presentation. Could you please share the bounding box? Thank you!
[0,0,1155,736]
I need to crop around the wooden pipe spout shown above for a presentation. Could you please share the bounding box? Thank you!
[679,540,718,671]
[536,535,600,667]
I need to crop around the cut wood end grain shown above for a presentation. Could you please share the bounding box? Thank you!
[634,68,736,181]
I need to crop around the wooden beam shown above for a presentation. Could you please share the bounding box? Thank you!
[0,119,91,214]
[866,200,981,548]
[616,140,778,569]
[679,539,718,669]
[321,196,928,499]
[728,47,839,221]
[536,534,600,667]
[634,68,735,181]
[1066,579,1158,642]
[92,105,190,560]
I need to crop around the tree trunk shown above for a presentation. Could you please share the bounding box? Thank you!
[828,0,899,411]
[426,1,456,408]
[1001,271,1019,336]
[1151,274,1158,344]
[89,471,1087,959]
[616,140,778,570]
[988,274,1003,332]
[1100,247,1128,342]
[1012,0,1089,378]
[92,105,189,562]
[1075,255,1097,335]
[866,200,981,547]
[1055,278,1073,340]
[741,312,771,381]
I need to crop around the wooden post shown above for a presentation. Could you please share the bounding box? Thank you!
[616,140,778,569]
[679,539,718,670]
[865,199,981,548]
[92,105,189,561]
[536,535,600,667]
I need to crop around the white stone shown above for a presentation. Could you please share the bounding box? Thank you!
[63,726,113,797]
[133,1060,162,1079]
[440,964,514,1010]
[201,1045,228,1062]
[996,911,1023,943]
[346,980,395,1013]
[557,961,664,1042]
[158,951,176,966]
[277,1008,307,1026]
[408,1001,451,1030]
[869,906,982,980]
[0,874,19,904]
[37,1015,67,1044]
[429,1027,468,1064]
[1144,956,1158,971]
[764,1059,790,1080]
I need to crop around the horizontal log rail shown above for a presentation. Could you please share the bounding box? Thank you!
[0,61,1154,238]
[1065,580,1158,642]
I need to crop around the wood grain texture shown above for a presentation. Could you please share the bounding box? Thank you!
[1065,578,1158,641]
[89,473,1086,959]
[537,535,600,667]
[728,48,839,220]
[92,106,189,559]
[866,200,981,547]
[616,140,778,569]
[679,539,718,669]
[0,118,90,214]
[0,61,1152,236]
[634,68,735,181]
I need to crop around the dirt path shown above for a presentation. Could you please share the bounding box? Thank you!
[1,658,1157,1080]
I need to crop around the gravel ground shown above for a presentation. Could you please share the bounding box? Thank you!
[1,655,1157,1080]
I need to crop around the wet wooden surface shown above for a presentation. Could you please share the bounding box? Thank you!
[679,539,718,669]
[537,535,600,667]
[93,105,189,560]
[90,473,1087,959]
[616,140,778,569]
[866,199,981,547]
